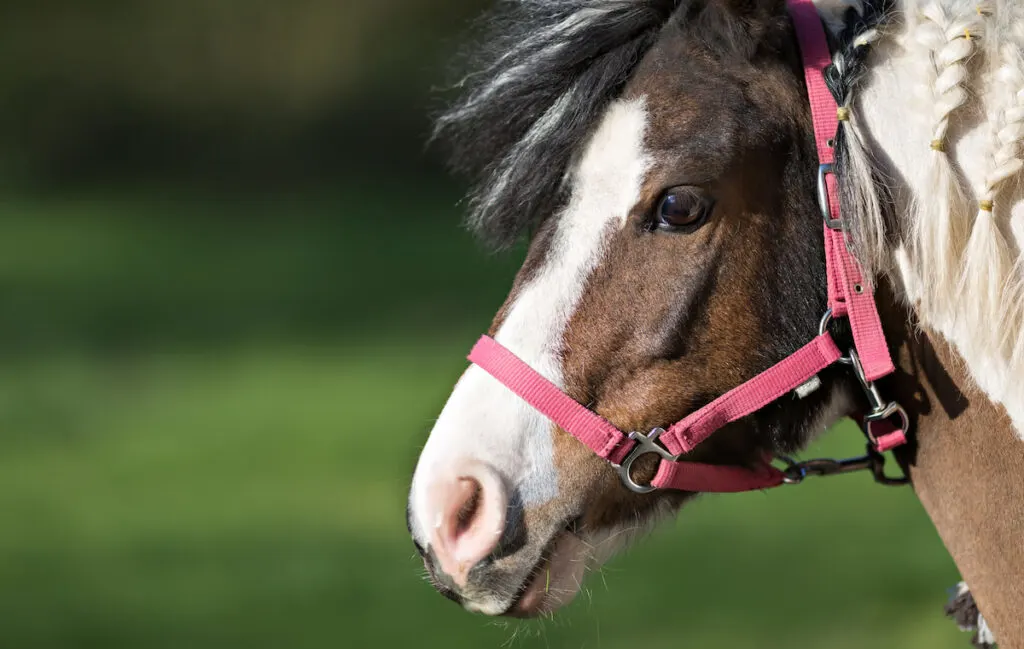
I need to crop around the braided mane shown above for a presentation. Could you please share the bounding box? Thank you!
[824,0,1024,435]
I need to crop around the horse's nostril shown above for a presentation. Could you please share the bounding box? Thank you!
[425,460,509,588]
[455,477,482,536]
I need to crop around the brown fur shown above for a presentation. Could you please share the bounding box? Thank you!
[885,315,1024,647]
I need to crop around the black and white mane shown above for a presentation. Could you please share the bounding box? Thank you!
[433,0,678,248]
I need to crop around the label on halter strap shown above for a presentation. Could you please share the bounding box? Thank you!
[794,375,822,399]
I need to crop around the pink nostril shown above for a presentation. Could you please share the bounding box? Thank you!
[427,460,508,588]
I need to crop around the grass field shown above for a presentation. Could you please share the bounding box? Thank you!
[0,191,970,649]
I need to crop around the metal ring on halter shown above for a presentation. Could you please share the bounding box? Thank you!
[863,401,910,432]
[818,163,844,230]
[818,308,854,365]
[611,428,680,494]
[862,400,911,451]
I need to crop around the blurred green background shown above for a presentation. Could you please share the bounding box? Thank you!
[0,2,970,648]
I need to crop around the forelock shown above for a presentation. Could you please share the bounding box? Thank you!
[433,0,683,249]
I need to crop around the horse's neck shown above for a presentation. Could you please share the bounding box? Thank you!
[884,306,1024,647]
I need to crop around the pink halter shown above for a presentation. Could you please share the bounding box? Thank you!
[467,0,907,495]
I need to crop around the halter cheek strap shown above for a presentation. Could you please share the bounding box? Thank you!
[790,0,895,385]
[465,0,907,495]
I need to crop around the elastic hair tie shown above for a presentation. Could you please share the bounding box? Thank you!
[979,199,994,212]
[836,107,850,121]
[930,139,946,152]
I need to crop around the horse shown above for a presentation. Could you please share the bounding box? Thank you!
[406,0,1024,644]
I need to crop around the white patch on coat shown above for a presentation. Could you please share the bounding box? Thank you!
[409,98,653,544]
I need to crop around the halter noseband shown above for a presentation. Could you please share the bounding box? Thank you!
[467,0,908,495]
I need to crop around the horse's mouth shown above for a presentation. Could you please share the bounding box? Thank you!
[504,530,588,617]
[506,552,554,618]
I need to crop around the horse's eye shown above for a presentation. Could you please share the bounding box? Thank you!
[654,187,713,231]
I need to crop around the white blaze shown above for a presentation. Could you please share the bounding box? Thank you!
[409,98,652,543]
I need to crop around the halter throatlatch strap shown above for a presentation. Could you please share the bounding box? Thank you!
[462,0,907,495]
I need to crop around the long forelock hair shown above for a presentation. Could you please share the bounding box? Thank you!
[433,0,682,249]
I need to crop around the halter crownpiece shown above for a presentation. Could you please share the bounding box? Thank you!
[467,0,908,495]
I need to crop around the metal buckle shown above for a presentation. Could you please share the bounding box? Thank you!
[818,163,843,230]
[849,348,910,447]
[611,428,680,494]
[818,308,853,365]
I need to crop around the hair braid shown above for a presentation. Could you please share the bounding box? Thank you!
[910,1,988,319]
[971,42,1024,358]
[981,47,1024,204]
